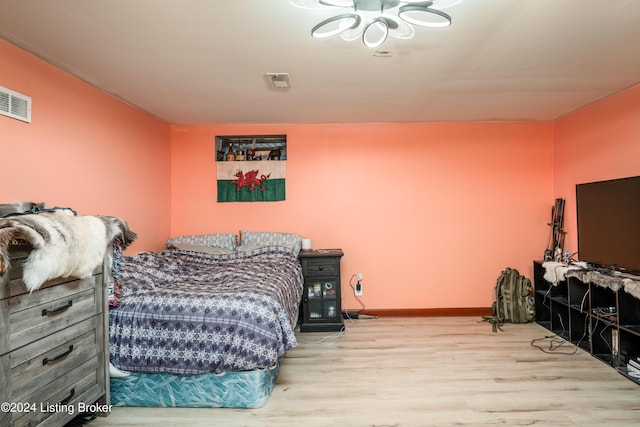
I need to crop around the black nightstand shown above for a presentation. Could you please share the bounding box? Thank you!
[298,249,344,332]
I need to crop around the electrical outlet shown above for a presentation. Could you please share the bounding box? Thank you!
[355,281,363,296]
[356,273,363,280]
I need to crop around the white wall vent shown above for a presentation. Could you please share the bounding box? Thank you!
[0,86,32,123]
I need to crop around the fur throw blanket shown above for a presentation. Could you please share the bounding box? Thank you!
[0,211,136,292]
[0,201,46,217]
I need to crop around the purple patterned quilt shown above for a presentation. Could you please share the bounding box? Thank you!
[109,246,303,375]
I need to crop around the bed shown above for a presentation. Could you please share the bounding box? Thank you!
[108,231,304,408]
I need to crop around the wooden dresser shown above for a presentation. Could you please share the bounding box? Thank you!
[0,244,110,427]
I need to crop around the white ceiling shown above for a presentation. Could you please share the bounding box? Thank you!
[1,0,640,125]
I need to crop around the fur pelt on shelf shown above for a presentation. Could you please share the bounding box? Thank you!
[0,210,136,292]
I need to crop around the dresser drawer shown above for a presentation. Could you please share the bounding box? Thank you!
[11,353,106,427]
[6,316,103,401]
[302,258,339,276]
[0,274,103,354]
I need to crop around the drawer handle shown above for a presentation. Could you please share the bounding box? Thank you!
[43,345,74,365]
[59,388,75,406]
[42,300,73,316]
[319,265,323,271]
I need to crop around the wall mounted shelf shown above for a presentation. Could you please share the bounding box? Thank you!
[215,134,286,162]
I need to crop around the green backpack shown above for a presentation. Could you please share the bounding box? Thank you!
[487,267,535,331]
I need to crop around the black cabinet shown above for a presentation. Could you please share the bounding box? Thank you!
[298,249,344,332]
[533,260,640,384]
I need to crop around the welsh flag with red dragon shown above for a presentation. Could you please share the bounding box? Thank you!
[217,161,285,202]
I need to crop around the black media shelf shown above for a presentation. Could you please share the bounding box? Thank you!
[533,260,640,386]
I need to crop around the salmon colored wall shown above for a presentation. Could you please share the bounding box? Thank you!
[0,39,171,254]
[553,84,640,257]
[171,122,553,310]
[1,38,562,311]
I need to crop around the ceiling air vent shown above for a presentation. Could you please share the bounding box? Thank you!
[266,73,291,89]
[0,86,32,123]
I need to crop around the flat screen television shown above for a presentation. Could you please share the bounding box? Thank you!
[576,175,640,274]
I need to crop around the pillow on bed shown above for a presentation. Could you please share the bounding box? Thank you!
[166,233,238,251]
[169,243,236,255]
[239,230,303,255]
[235,243,270,252]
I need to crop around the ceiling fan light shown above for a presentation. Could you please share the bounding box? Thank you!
[311,13,361,38]
[380,13,415,39]
[297,0,460,47]
[363,17,389,48]
[319,0,355,7]
[398,5,451,27]
[339,19,366,41]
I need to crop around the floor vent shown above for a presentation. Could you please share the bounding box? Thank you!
[0,86,32,123]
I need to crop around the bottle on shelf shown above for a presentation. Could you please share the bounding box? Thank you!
[236,143,245,161]
[225,142,235,161]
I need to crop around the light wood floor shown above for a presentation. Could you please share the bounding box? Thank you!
[90,317,640,426]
